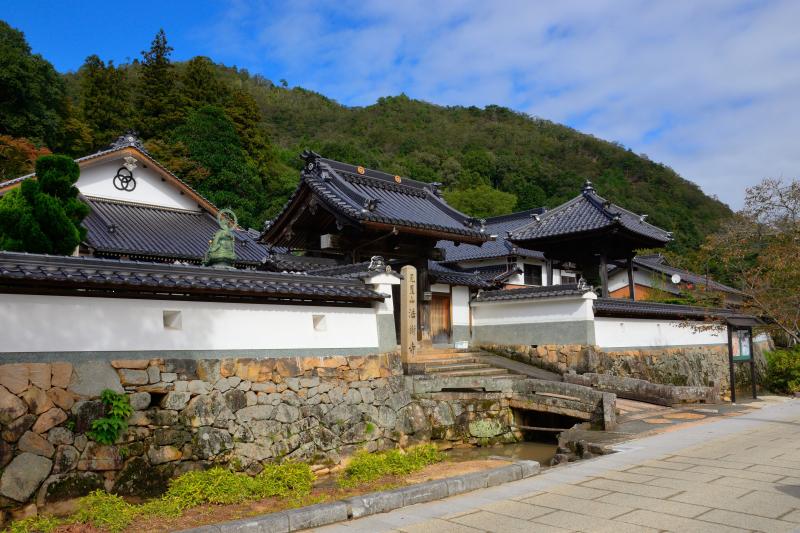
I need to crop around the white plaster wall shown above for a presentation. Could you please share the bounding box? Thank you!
[594,317,726,349]
[371,282,395,315]
[77,159,200,211]
[430,283,450,293]
[607,269,675,293]
[0,294,379,353]
[451,286,471,326]
[471,295,595,326]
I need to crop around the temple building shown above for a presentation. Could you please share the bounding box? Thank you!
[0,134,269,267]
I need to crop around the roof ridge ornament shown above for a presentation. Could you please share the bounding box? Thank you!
[582,180,595,193]
[300,150,321,172]
[109,131,145,152]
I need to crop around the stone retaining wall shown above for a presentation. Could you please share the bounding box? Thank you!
[480,341,769,396]
[1,353,518,518]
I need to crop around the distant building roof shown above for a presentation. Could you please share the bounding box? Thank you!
[474,283,589,302]
[0,251,382,304]
[261,152,491,249]
[438,209,546,263]
[82,197,269,266]
[593,298,749,321]
[613,254,742,296]
[509,181,672,256]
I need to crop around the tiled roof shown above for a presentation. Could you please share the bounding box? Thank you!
[82,197,268,265]
[428,261,490,289]
[438,209,546,263]
[0,134,218,214]
[623,254,742,295]
[593,298,739,320]
[474,283,588,302]
[0,252,382,304]
[509,182,672,245]
[262,252,340,273]
[262,152,491,244]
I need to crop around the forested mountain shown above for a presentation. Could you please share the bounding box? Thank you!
[0,23,731,253]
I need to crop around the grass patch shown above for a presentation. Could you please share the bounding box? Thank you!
[3,516,62,533]
[338,444,444,488]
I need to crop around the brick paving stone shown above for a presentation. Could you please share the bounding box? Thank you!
[781,509,800,523]
[547,483,610,500]
[640,458,696,471]
[615,509,746,533]
[597,470,656,483]
[696,508,798,532]
[670,488,797,518]
[597,491,710,518]
[477,500,554,520]
[397,518,483,533]
[644,476,723,492]
[687,464,785,482]
[665,455,754,469]
[581,478,681,499]
[625,465,722,483]
[449,510,542,531]
[532,509,658,533]
[709,475,800,494]
[522,492,633,519]
[748,463,800,477]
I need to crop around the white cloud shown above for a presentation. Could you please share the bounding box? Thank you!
[206,0,800,208]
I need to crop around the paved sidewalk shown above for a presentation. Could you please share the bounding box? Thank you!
[312,399,800,532]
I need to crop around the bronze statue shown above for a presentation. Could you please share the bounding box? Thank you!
[204,209,237,268]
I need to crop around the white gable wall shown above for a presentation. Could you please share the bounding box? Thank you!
[77,158,201,211]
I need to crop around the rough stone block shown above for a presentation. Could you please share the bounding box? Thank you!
[161,391,191,410]
[46,388,75,411]
[275,358,303,377]
[118,369,149,386]
[0,364,29,395]
[21,386,54,415]
[69,361,123,397]
[2,413,35,442]
[78,443,122,471]
[32,408,67,434]
[0,452,52,502]
[445,471,487,496]
[50,362,73,389]
[285,501,348,531]
[147,445,182,465]
[217,511,289,533]
[517,459,540,477]
[27,364,51,390]
[19,430,55,458]
[111,359,150,370]
[0,385,28,424]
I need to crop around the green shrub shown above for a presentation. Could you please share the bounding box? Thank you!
[87,389,134,445]
[765,347,800,394]
[3,515,62,533]
[339,444,444,488]
[256,461,315,498]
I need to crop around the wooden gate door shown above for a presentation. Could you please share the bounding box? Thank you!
[430,293,451,344]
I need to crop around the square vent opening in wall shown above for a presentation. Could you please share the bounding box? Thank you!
[312,314,327,331]
[163,310,182,330]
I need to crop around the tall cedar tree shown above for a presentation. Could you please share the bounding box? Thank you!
[0,155,89,254]
[0,22,68,149]
[80,55,133,150]
[137,29,181,137]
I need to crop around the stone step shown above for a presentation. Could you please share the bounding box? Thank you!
[432,367,511,377]
[424,363,494,373]
[413,351,487,362]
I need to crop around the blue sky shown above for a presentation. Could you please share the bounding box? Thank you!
[3,0,800,208]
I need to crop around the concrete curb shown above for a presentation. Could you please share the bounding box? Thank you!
[180,459,540,533]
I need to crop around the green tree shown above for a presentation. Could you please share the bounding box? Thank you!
[170,106,262,227]
[444,184,517,219]
[0,135,51,181]
[0,155,88,254]
[180,56,227,109]
[0,21,68,148]
[79,55,133,149]
[137,29,181,137]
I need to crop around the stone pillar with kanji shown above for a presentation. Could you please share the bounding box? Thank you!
[400,265,419,364]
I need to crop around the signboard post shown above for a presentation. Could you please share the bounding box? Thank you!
[727,321,758,403]
[400,265,418,365]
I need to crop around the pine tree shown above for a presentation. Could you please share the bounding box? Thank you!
[80,55,133,149]
[0,155,89,254]
[137,29,181,137]
[180,56,227,109]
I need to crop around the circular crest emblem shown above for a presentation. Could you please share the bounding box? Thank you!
[113,167,136,192]
[394,175,402,183]
[356,166,366,175]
